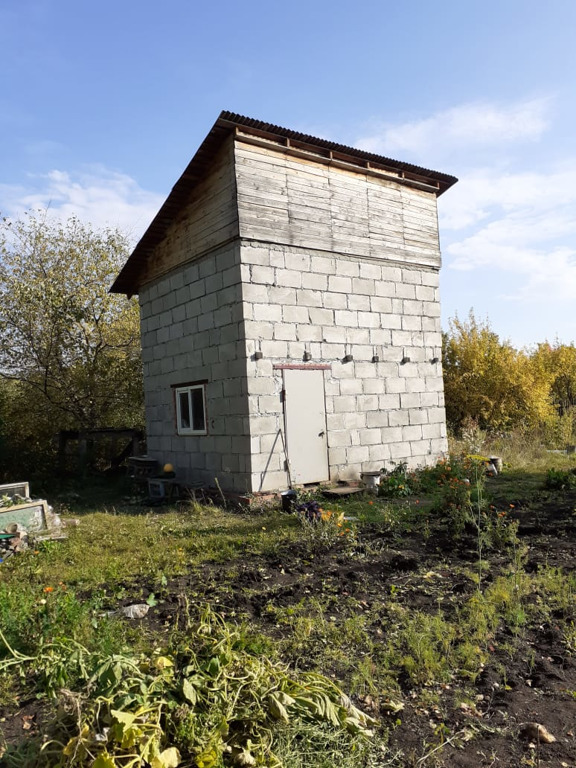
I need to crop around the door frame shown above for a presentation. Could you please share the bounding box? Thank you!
[278,364,330,486]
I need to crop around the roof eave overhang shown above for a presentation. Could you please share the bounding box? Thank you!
[111,111,458,295]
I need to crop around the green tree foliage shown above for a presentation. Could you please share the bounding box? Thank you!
[531,342,576,416]
[0,212,143,473]
[443,312,552,433]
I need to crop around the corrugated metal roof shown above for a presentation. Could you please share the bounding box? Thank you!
[111,111,458,295]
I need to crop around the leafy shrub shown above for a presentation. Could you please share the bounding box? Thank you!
[377,462,416,498]
[544,467,576,490]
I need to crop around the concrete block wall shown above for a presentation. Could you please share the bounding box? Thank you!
[139,241,253,492]
[241,240,448,492]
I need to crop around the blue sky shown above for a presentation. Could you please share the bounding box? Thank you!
[2,0,576,347]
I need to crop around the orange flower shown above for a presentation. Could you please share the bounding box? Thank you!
[509,504,515,509]
[415,499,420,504]
[43,586,54,593]
[368,501,374,505]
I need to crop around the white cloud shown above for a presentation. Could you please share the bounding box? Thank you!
[356,97,551,160]
[0,167,164,243]
[440,161,576,303]
[440,164,576,230]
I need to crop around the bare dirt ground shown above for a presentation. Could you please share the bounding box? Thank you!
[147,489,576,767]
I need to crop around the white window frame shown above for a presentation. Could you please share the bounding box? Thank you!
[175,384,207,436]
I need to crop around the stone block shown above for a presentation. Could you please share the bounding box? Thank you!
[400,392,422,409]
[297,289,323,308]
[347,293,370,311]
[354,362,376,379]
[244,319,274,341]
[380,426,403,443]
[326,413,346,430]
[335,309,358,327]
[221,265,239,288]
[269,250,285,269]
[274,324,297,341]
[391,330,413,347]
[360,262,382,279]
[197,314,215,332]
[335,259,359,277]
[242,246,271,266]
[357,394,379,411]
[401,268,422,285]
[361,379,386,395]
[430,437,448,454]
[402,314,423,331]
[366,411,389,428]
[371,296,393,313]
[380,265,402,282]
[346,329,370,346]
[356,311,378,329]
[251,265,275,285]
[205,272,223,294]
[389,441,410,460]
[352,277,376,296]
[408,408,428,426]
[323,292,348,309]
[342,411,367,429]
[302,272,328,291]
[261,339,288,357]
[297,324,323,342]
[421,269,440,287]
[328,446,347,464]
[333,395,357,413]
[369,443,391,462]
[268,285,296,305]
[258,395,282,414]
[310,255,335,274]
[388,410,409,427]
[282,305,309,323]
[420,392,440,408]
[405,377,426,393]
[256,469,289,493]
[347,445,370,463]
[321,342,347,360]
[428,407,446,424]
[416,285,436,301]
[403,299,424,316]
[169,271,185,292]
[359,428,382,445]
[277,269,302,288]
[249,414,280,436]
[422,422,442,439]
[328,275,352,293]
[422,300,441,317]
[374,280,396,298]
[328,430,352,447]
[339,378,363,395]
[254,303,282,322]
[243,283,269,303]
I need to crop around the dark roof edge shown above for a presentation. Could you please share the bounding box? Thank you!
[111,110,457,295]
[220,110,458,190]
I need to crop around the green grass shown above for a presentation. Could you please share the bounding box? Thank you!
[2,454,576,767]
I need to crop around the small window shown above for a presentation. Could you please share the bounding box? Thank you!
[175,384,207,435]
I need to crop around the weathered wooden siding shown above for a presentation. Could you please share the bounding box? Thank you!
[139,136,239,287]
[234,140,441,268]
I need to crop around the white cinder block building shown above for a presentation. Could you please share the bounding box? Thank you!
[112,112,457,493]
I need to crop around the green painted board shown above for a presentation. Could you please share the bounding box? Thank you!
[0,501,49,532]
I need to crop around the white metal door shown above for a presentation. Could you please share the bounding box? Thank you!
[283,369,329,485]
